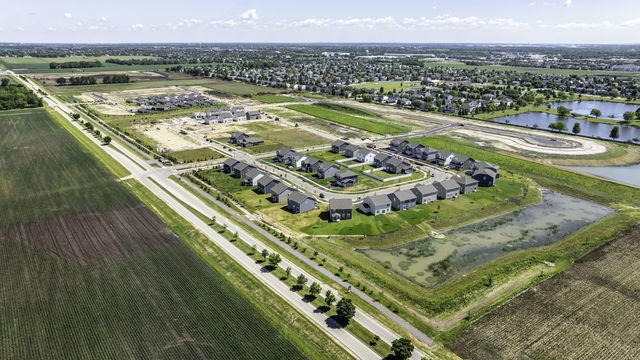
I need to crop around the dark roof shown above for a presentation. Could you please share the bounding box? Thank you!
[335,169,358,178]
[374,153,391,161]
[390,189,417,202]
[330,198,352,210]
[318,161,338,171]
[270,182,292,195]
[332,139,349,147]
[344,144,359,152]
[435,179,461,191]
[257,175,277,187]
[454,175,479,186]
[244,168,263,179]
[223,158,239,167]
[385,157,404,167]
[412,184,438,196]
[366,195,392,207]
[276,147,292,157]
[232,161,250,171]
[288,191,315,204]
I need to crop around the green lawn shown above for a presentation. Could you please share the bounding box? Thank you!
[241,121,331,150]
[286,104,408,135]
[166,147,225,163]
[253,94,304,103]
[352,81,423,93]
[0,107,306,359]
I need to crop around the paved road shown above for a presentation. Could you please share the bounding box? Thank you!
[13,72,431,360]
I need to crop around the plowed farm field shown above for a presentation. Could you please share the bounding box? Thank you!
[450,225,640,360]
[0,108,305,359]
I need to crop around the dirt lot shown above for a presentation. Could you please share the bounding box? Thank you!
[134,121,201,152]
[450,226,640,360]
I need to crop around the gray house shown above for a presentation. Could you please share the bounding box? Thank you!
[473,168,497,187]
[343,144,360,158]
[229,132,249,144]
[246,110,261,120]
[390,139,408,153]
[403,141,424,157]
[257,175,279,194]
[384,158,413,174]
[270,182,294,203]
[238,137,264,147]
[415,147,438,161]
[411,184,438,204]
[243,168,264,186]
[434,179,461,200]
[317,162,340,179]
[360,195,392,216]
[287,191,316,214]
[454,175,479,194]
[450,155,475,171]
[287,153,308,168]
[301,156,322,173]
[435,151,456,166]
[231,161,251,178]
[222,158,239,173]
[333,170,359,187]
[329,198,352,222]
[388,190,418,211]
[331,140,350,153]
[373,153,392,168]
[236,164,256,179]
[276,147,295,163]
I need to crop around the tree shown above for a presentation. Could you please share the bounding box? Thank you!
[362,94,372,103]
[548,121,567,131]
[285,266,291,279]
[103,136,112,145]
[610,126,620,139]
[623,111,635,121]
[590,108,601,117]
[534,97,544,106]
[261,249,269,260]
[71,113,80,120]
[84,122,94,131]
[296,274,308,289]
[335,298,356,324]
[1,78,10,87]
[309,282,321,298]
[325,290,336,307]
[556,106,571,117]
[267,253,281,268]
[390,338,414,360]
[56,77,66,86]
[572,122,581,135]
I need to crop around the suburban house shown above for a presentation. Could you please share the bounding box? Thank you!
[242,168,264,186]
[373,153,392,168]
[414,146,438,161]
[329,198,352,222]
[229,132,249,145]
[222,158,240,173]
[317,162,340,179]
[389,139,408,153]
[257,175,279,194]
[411,184,438,204]
[231,161,250,178]
[235,163,256,179]
[472,168,498,187]
[333,170,359,187]
[388,190,418,211]
[238,137,264,147]
[434,179,461,199]
[403,141,424,157]
[454,175,479,194]
[343,144,360,158]
[301,156,322,173]
[435,151,456,166]
[287,191,317,214]
[246,110,261,120]
[287,153,308,168]
[270,182,294,203]
[360,195,392,216]
[384,158,413,174]
[276,147,295,163]
[450,155,475,171]
[331,140,350,153]
[354,148,377,164]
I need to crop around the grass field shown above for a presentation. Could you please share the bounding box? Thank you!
[0,108,307,359]
[286,104,408,135]
[314,102,383,118]
[230,121,331,153]
[450,225,640,359]
[252,94,303,103]
[352,81,423,93]
[166,147,224,163]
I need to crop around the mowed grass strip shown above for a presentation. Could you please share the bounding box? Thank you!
[0,108,307,360]
[286,104,407,135]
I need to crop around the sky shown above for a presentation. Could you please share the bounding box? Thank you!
[2,0,640,44]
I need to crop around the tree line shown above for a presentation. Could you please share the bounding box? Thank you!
[49,60,102,69]
[0,79,42,110]
[56,74,129,86]
[105,58,185,66]
[102,74,130,84]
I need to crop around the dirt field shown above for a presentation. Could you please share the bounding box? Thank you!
[450,225,640,360]
[134,122,201,152]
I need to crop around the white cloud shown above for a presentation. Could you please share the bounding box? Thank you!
[130,23,145,30]
[208,19,239,27]
[87,25,98,31]
[64,12,72,19]
[286,15,528,30]
[550,17,640,29]
[240,9,258,22]
[99,16,108,22]
[16,26,24,31]
[564,0,572,7]
[47,26,56,32]
[76,21,83,27]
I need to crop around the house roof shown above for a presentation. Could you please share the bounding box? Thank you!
[435,179,461,191]
[242,137,263,144]
[276,147,293,157]
[390,189,417,202]
[454,175,479,186]
[231,132,248,138]
[223,158,239,167]
[354,148,376,157]
[474,168,497,178]
[270,182,293,195]
[343,144,359,152]
[332,139,349,147]
[257,175,277,187]
[412,184,438,196]
[330,198,352,210]
[244,168,263,179]
[385,157,404,167]
[302,156,321,166]
[288,191,315,204]
[451,155,472,163]
[335,169,358,178]
[436,150,454,158]
[232,161,250,171]
[366,195,392,207]
[318,161,338,172]
[374,153,391,161]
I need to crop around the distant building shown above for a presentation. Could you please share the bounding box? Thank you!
[384,158,413,174]
[411,184,438,204]
[257,175,279,194]
[354,148,377,164]
[331,140,350,153]
[287,191,316,214]
[246,110,261,120]
[270,182,294,203]
[333,170,359,187]
[317,162,340,179]
[388,190,418,211]
[433,179,461,199]
[373,153,392,168]
[301,156,322,173]
[243,168,264,186]
[454,175,479,194]
[329,198,352,222]
[360,195,392,216]
[229,132,249,145]
[222,158,240,173]
[343,144,360,158]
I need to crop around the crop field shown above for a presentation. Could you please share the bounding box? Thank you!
[450,225,640,360]
[0,56,163,73]
[286,104,408,135]
[252,94,304,103]
[0,108,305,359]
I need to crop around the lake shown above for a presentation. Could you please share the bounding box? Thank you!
[551,100,639,121]
[491,112,640,142]
[568,164,640,188]
[361,190,614,287]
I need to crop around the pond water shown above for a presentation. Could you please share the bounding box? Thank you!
[551,100,639,121]
[491,112,640,142]
[361,190,614,287]
[567,164,640,188]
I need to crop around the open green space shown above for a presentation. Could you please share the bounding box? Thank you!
[314,102,383,118]
[0,56,157,73]
[352,81,423,93]
[166,147,225,163]
[286,104,408,135]
[0,107,310,359]
[253,94,303,103]
[226,121,331,154]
